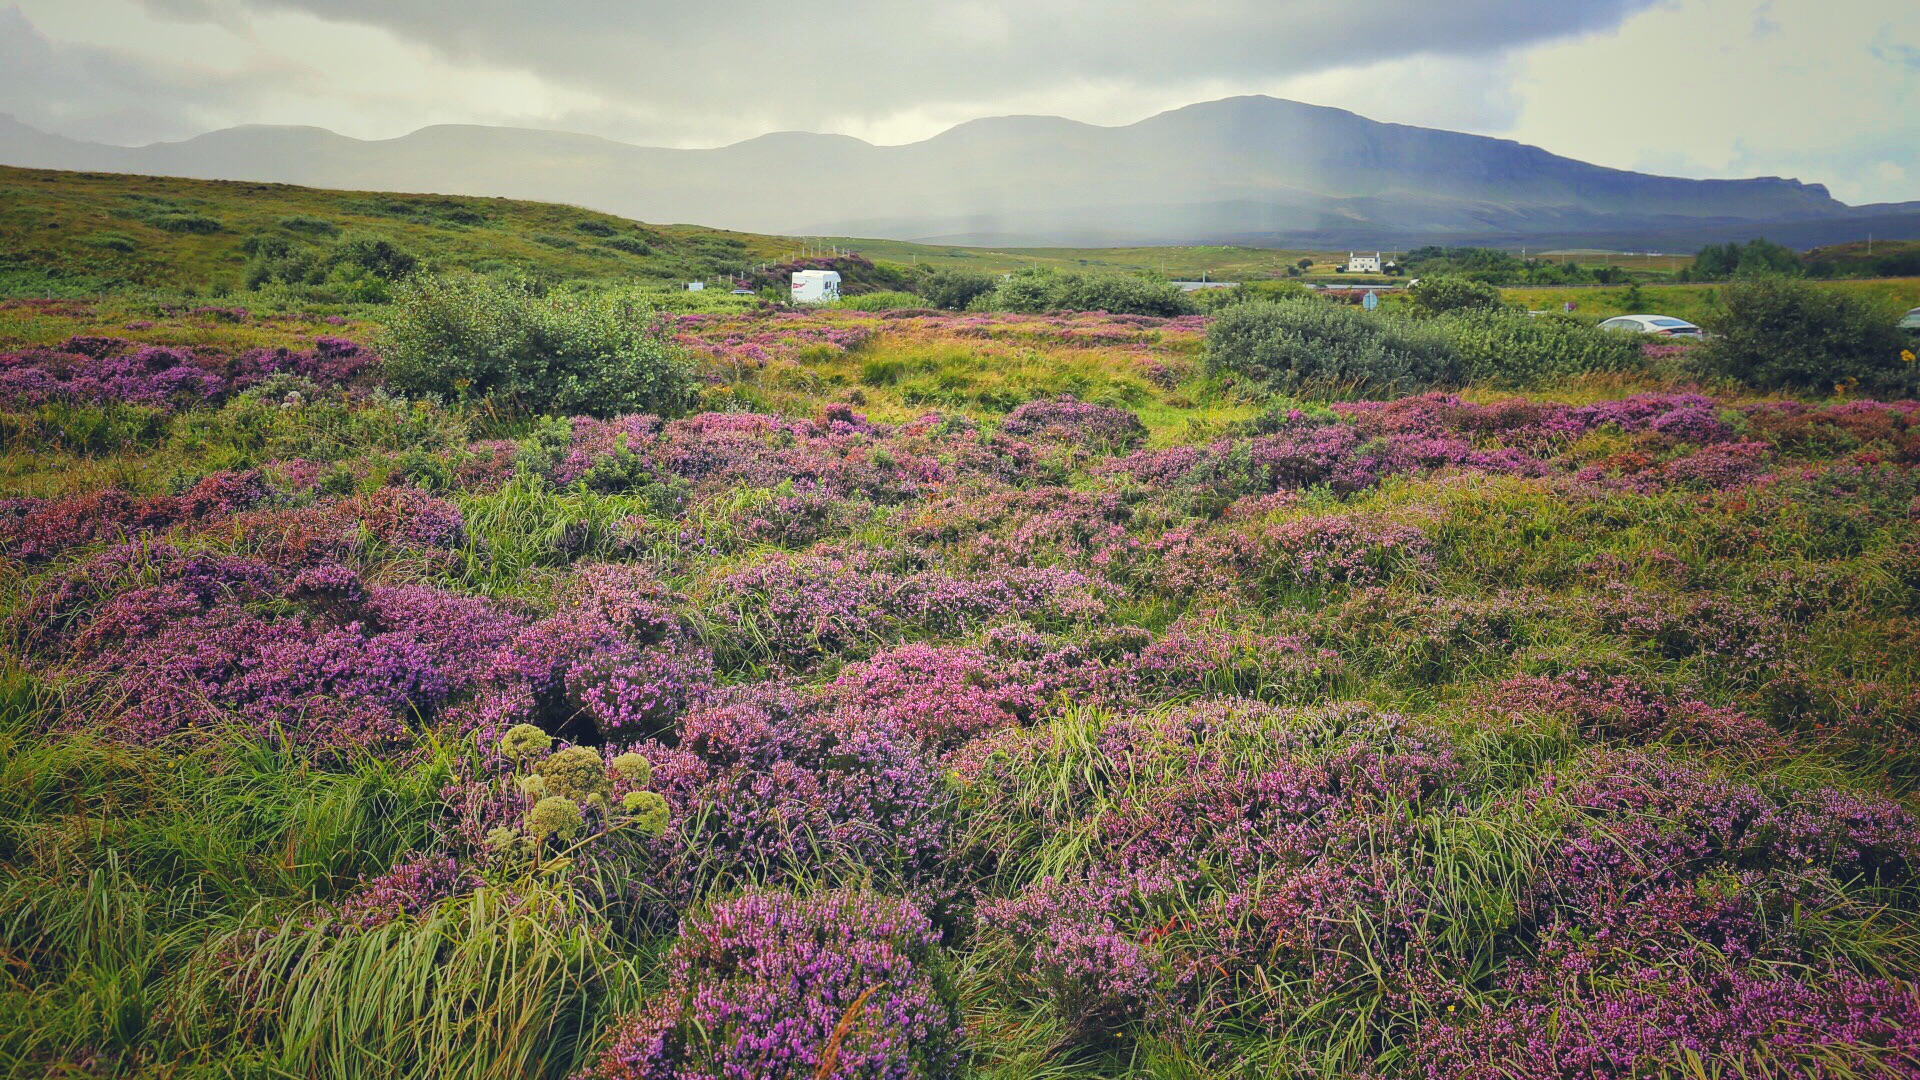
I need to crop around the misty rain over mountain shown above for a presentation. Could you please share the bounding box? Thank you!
[5,96,1916,249]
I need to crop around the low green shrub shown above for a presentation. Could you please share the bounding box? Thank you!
[837,290,925,311]
[1699,277,1915,395]
[920,269,998,311]
[381,275,697,418]
[1438,308,1640,386]
[1206,298,1457,395]
[980,268,1196,317]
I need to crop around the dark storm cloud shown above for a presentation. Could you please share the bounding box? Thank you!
[129,0,1662,139]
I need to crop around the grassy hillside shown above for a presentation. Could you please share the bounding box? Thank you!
[0,165,802,296]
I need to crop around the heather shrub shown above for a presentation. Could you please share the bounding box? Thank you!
[998,395,1147,452]
[1700,277,1914,396]
[1437,308,1640,386]
[1205,299,1458,396]
[580,888,962,1080]
[380,275,697,417]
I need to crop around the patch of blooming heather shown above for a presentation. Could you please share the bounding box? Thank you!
[903,485,1148,577]
[1000,395,1149,452]
[29,546,523,750]
[1588,585,1790,682]
[829,642,1042,751]
[633,687,949,898]
[706,546,1113,670]
[0,470,271,562]
[671,311,876,368]
[325,852,479,929]
[1408,749,1920,1078]
[1152,512,1434,598]
[1490,670,1786,756]
[492,563,712,742]
[224,487,468,566]
[0,335,376,409]
[970,703,1475,1042]
[579,888,962,1080]
[1415,955,1920,1079]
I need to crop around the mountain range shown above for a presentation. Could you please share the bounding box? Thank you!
[3,96,1915,250]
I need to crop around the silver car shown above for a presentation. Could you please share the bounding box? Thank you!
[1899,307,1920,333]
[1598,314,1706,339]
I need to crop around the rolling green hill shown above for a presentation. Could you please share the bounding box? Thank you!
[0,165,1357,300]
[0,165,802,296]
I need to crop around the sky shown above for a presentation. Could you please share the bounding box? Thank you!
[2,0,1915,203]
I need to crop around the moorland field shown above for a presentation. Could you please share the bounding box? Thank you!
[4,167,1920,1079]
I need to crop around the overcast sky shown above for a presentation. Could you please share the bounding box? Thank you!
[3,0,1915,203]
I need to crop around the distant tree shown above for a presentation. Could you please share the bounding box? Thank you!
[1407,276,1503,315]
[1683,238,1801,281]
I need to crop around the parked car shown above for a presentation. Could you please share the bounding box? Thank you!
[1899,307,1920,333]
[1597,314,1706,338]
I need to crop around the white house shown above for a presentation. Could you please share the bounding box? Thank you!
[1345,252,1383,274]
[791,270,842,304]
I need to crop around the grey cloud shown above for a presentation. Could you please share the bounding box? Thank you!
[0,5,312,144]
[129,0,1662,142]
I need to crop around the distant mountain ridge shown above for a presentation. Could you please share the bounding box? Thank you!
[3,96,1915,249]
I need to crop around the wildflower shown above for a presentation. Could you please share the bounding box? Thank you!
[515,774,547,798]
[1903,349,1917,364]
[500,722,552,760]
[623,790,670,836]
[525,796,584,842]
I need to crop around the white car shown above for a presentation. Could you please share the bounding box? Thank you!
[1597,314,1705,339]
[1899,307,1920,332]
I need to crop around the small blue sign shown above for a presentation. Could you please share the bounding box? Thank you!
[1362,290,1379,311]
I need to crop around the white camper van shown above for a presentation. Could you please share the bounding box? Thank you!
[790,270,842,304]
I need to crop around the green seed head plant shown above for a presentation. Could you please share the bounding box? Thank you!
[499,723,553,761]
[536,746,611,803]
[525,796,584,843]
[610,751,653,786]
[621,790,670,838]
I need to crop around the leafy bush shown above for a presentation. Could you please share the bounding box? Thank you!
[920,269,998,311]
[837,290,925,311]
[148,212,224,235]
[1206,299,1457,395]
[603,236,652,256]
[279,215,340,236]
[85,233,138,253]
[572,220,617,237]
[1437,308,1640,386]
[1699,277,1913,395]
[332,235,419,280]
[1190,281,1310,312]
[380,275,697,417]
[980,268,1196,317]
[1408,276,1503,314]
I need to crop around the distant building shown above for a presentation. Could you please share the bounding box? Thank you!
[1172,281,1239,292]
[791,270,842,304]
[684,281,705,291]
[1345,252,1383,274]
